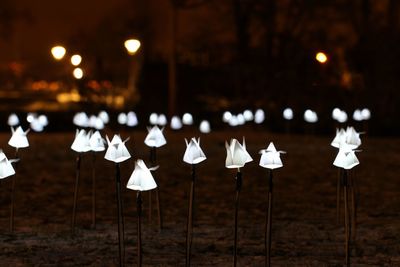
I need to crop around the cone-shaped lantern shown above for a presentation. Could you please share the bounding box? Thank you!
[144,126,167,148]
[89,131,106,152]
[8,126,29,149]
[104,135,131,163]
[259,142,285,170]
[0,150,15,179]
[183,138,206,165]
[127,160,158,191]
[225,138,253,169]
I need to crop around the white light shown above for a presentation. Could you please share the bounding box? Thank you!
[254,109,265,124]
[183,137,207,164]
[283,108,293,120]
[98,110,109,124]
[104,135,131,163]
[225,138,253,168]
[199,120,211,133]
[124,39,141,55]
[38,115,49,127]
[237,114,245,125]
[157,114,168,126]
[304,109,318,123]
[222,111,232,123]
[71,54,82,66]
[149,113,158,125]
[27,112,37,123]
[337,111,348,123]
[8,113,19,126]
[73,112,89,127]
[126,111,139,127]
[73,68,83,79]
[352,109,363,121]
[259,142,285,169]
[332,108,342,121]
[243,110,254,121]
[144,126,167,148]
[118,113,127,125]
[170,116,183,130]
[8,126,29,149]
[94,117,105,130]
[127,159,157,192]
[361,108,371,120]
[182,113,194,125]
[228,115,238,127]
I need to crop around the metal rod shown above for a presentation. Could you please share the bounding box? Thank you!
[233,170,242,267]
[186,164,196,267]
[137,191,142,267]
[92,152,96,229]
[350,171,357,242]
[343,169,350,267]
[10,148,19,232]
[115,163,125,267]
[155,186,163,231]
[336,168,341,224]
[71,153,81,234]
[265,170,273,267]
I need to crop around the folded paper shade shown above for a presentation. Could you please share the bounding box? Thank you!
[71,129,91,153]
[332,108,341,121]
[73,112,89,127]
[331,128,346,148]
[30,119,44,132]
[304,109,318,123]
[222,111,232,123]
[117,113,127,125]
[259,142,284,169]
[183,138,206,164]
[149,113,158,125]
[8,113,19,127]
[38,115,49,127]
[8,126,29,148]
[127,159,157,191]
[104,134,131,163]
[89,131,106,152]
[98,110,110,124]
[333,142,360,169]
[361,108,371,120]
[254,109,265,124]
[283,108,293,120]
[225,138,253,168]
[237,114,245,125]
[228,116,239,127]
[352,109,363,121]
[157,114,168,126]
[243,110,254,121]
[345,127,362,149]
[0,150,15,179]
[144,126,167,147]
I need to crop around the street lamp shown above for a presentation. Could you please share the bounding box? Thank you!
[51,46,66,60]
[71,54,82,66]
[315,52,328,64]
[124,39,141,55]
[73,68,84,80]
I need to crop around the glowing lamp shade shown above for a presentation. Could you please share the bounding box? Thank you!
[104,134,131,163]
[51,46,66,60]
[283,108,293,120]
[333,142,359,170]
[27,112,37,123]
[222,111,232,123]
[38,115,49,127]
[73,68,83,79]
[182,113,194,125]
[98,111,110,124]
[71,54,82,66]
[93,117,105,130]
[304,109,318,123]
[337,111,348,123]
[124,39,141,55]
[243,110,254,121]
[30,119,44,132]
[170,116,183,130]
[149,113,158,125]
[316,52,328,64]
[199,120,211,133]
[225,138,253,169]
[126,111,139,127]
[237,114,245,125]
[330,128,346,148]
[352,109,363,121]
[259,142,285,169]
[345,126,362,149]
[361,108,371,120]
[228,115,238,127]
[254,109,265,124]
[0,150,15,179]
[183,137,206,164]
[73,112,89,127]
[144,126,167,148]
[127,159,157,191]
[332,108,341,121]
[8,126,29,149]
[157,114,168,126]
[117,113,127,125]
[71,129,91,153]
[89,131,106,152]
[8,113,19,127]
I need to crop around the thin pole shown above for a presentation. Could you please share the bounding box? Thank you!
[92,152,96,229]
[336,168,341,224]
[71,153,81,234]
[343,169,350,267]
[10,148,19,232]
[350,171,357,242]
[233,170,242,267]
[137,191,143,267]
[115,163,125,267]
[265,170,273,267]
[148,147,155,223]
[186,164,196,267]
[155,186,163,231]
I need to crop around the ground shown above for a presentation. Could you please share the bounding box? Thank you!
[0,129,399,266]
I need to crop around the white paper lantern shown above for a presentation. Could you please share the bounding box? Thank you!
[8,126,29,149]
[243,110,254,121]
[222,111,232,123]
[98,110,109,124]
[157,114,168,126]
[183,138,206,164]
[254,109,265,124]
[149,113,158,125]
[144,126,167,148]
[89,131,106,152]
[104,134,131,163]
[126,159,157,191]
[71,129,91,153]
[182,113,194,125]
[199,120,211,133]
[126,111,139,127]
[361,108,371,120]
[259,142,285,169]
[225,138,253,169]
[0,150,16,179]
[283,108,293,120]
[117,113,127,125]
[8,113,19,127]
[352,109,363,121]
[170,116,183,130]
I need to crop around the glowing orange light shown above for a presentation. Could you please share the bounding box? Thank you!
[51,46,66,60]
[124,39,141,55]
[316,52,328,64]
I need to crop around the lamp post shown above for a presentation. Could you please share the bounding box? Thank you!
[124,39,141,106]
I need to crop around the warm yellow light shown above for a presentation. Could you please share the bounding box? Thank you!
[51,46,66,60]
[73,68,84,79]
[316,52,328,64]
[71,54,82,66]
[124,39,141,55]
